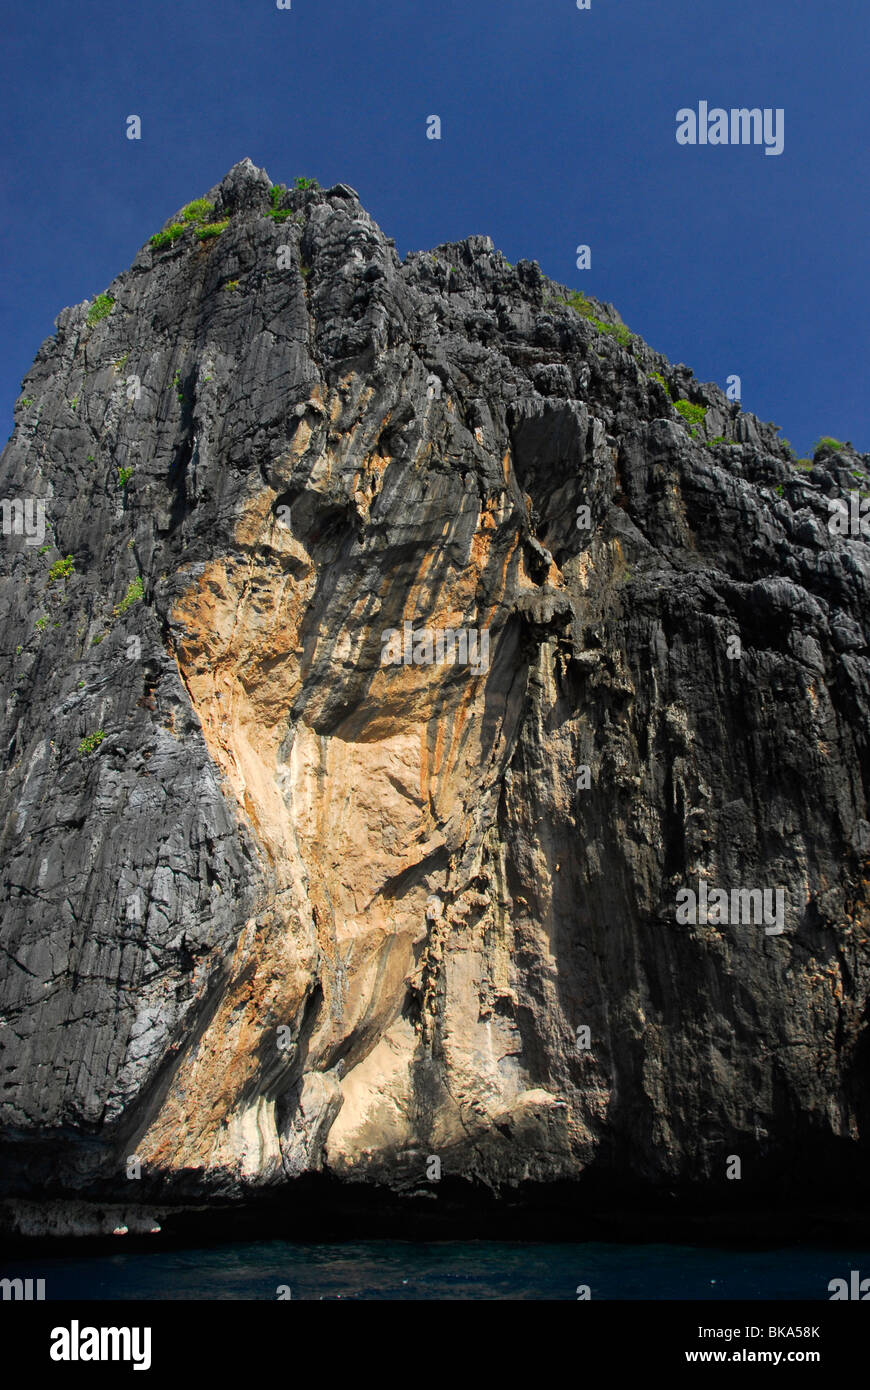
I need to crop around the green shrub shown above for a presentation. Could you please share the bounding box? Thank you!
[20,396,34,407]
[674,399,707,428]
[565,290,591,315]
[87,294,115,325]
[224,279,239,291]
[92,634,105,645]
[794,459,813,471]
[650,370,670,394]
[48,554,74,583]
[182,198,214,223]
[173,371,184,402]
[196,220,229,241]
[118,465,133,487]
[593,317,633,347]
[813,436,845,455]
[293,176,319,190]
[35,615,48,631]
[267,185,294,221]
[78,731,105,755]
[559,290,633,346]
[150,224,185,249]
[115,575,144,616]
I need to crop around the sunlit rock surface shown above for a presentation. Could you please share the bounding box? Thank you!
[1,160,869,1233]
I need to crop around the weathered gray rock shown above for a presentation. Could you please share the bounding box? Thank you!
[1,160,868,1235]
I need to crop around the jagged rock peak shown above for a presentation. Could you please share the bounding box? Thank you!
[0,163,868,1239]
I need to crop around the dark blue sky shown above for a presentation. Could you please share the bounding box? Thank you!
[2,0,867,455]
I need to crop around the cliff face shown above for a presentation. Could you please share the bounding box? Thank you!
[2,159,869,1231]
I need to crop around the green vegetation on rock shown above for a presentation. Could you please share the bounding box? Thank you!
[115,576,144,616]
[87,294,115,325]
[48,555,74,583]
[674,400,707,428]
[557,290,634,346]
[150,224,185,249]
[196,220,229,241]
[151,193,230,249]
[267,185,294,222]
[182,198,214,223]
[78,731,105,756]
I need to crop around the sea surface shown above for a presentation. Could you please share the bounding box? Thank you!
[4,1239,867,1300]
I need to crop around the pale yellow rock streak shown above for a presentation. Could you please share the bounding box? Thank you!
[136,439,544,1180]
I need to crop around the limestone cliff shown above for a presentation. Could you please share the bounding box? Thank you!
[1,160,869,1235]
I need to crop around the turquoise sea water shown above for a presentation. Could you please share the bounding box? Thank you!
[5,1240,869,1300]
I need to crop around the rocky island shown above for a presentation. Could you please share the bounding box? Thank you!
[1,159,868,1241]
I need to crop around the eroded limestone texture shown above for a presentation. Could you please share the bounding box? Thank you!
[1,161,868,1228]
